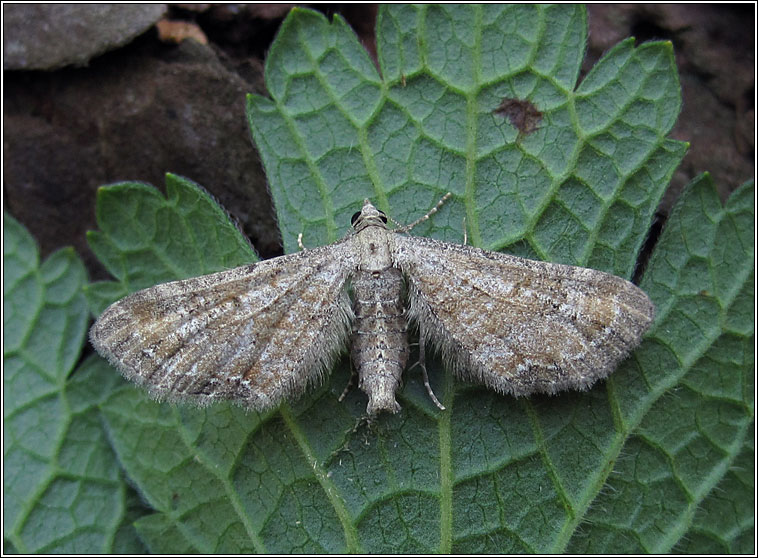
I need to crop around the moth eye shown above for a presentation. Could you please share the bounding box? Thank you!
[350,211,362,225]
[378,212,388,224]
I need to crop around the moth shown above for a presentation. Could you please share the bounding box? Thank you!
[90,195,655,415]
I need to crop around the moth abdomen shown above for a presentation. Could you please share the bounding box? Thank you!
[350,267,409,414]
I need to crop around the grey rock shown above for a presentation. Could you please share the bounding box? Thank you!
[4,4,166,70]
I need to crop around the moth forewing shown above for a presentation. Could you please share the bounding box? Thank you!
[390,234,655,397]
[90,240,357,410]
[91,195,655,417]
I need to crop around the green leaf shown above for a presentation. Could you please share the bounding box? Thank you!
[248,5,685,280]
[79,4,751,555]
[84,173,257,313]
[3,214,148,553]
[673,427,754,554]
[565,174,754,553]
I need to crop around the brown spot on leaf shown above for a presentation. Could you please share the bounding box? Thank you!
[494,97,543,135]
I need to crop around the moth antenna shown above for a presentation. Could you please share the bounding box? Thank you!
[395,192,453,233]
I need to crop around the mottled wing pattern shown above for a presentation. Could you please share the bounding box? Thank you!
[392,234,655,396]
[90,239,358,410]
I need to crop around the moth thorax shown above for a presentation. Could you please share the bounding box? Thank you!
[356,226,393,271]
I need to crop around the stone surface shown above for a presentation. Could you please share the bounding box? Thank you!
[3,4,167,70]
[4,37,276,279]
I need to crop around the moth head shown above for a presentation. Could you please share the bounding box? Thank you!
[351,200,388,232]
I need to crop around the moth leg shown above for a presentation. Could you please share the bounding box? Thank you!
[297,233,307,251]
[330,414,372,461]
[462,216,468,246]
[338,362,358,402]
[411,328,446,410]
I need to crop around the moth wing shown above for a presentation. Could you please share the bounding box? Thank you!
[90,239,358,410]
[392,234,654,396]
